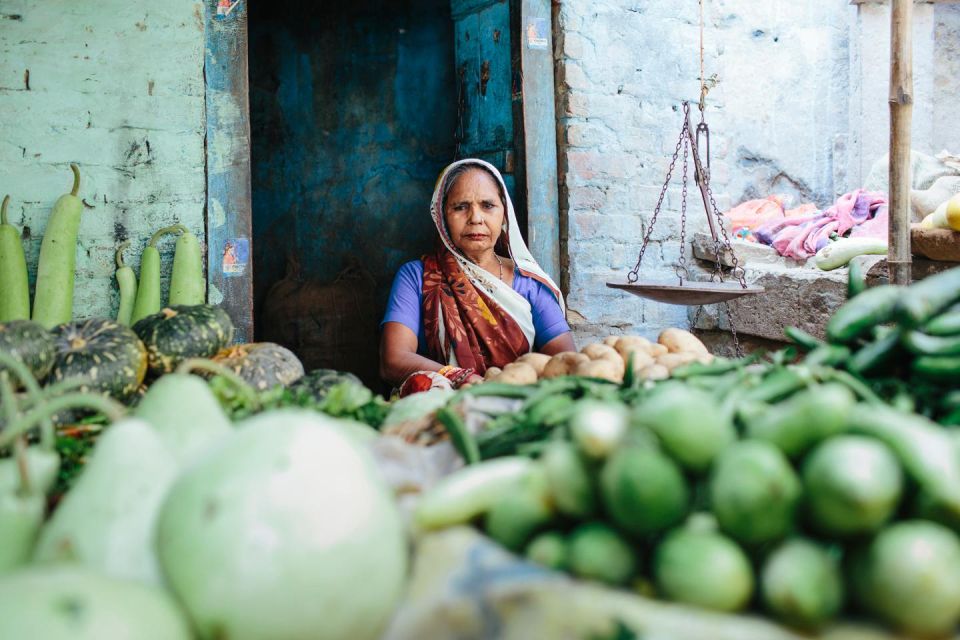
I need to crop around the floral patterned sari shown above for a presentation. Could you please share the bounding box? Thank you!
[420,159,564,376]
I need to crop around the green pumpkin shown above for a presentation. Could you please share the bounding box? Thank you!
[212,342,305,390]
[289,368,363,402]
[49,319,147,400]
[133,305,234,376]
[0,320,56,383]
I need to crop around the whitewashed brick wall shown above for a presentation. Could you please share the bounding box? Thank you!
[555,0,960,344]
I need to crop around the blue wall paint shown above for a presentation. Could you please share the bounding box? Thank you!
[249,0,456,324]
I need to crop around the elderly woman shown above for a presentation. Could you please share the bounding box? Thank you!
[380,159,575,395]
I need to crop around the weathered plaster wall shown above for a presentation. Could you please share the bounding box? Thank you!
[848,2,960,186]
[249,0,456,320]
[554,0,960,344]
[0,0,207,321]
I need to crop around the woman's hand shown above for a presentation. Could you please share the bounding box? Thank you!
[465,373,484,386]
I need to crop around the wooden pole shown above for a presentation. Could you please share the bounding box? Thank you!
[888,0,913,286]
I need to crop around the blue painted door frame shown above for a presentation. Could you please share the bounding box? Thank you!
[202,0,560,342]
[205,0,254,342]
[451,0,560,283]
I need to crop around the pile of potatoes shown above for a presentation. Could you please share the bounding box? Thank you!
[484,328,713,385]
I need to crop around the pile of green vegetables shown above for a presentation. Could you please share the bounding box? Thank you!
[413,266,960,637]
[785,261,960,424]
[0,352,407,640]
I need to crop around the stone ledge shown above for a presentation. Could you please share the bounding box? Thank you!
[692,233,808,269]
[690,253,955,343]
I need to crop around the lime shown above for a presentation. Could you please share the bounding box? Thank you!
[600,445,689,537]
[633,383,735,473]
[854,521,960,636]
[761,538,844,630]
[525,531,568,571]
[653,524,754,612]
[710,440,800,545]
[802,436,902,536]
[568,522,638,586]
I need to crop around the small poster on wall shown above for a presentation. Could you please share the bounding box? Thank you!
[215,0,241,20]
[222,237,249,277]
[526,18,549,50]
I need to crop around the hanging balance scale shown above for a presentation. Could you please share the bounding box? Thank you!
[606,1,762,347]
[606,102,763,305]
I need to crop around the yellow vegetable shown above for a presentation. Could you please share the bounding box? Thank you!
[573,359,623,383]
[658,328,709,355]
[543,352,590,378]
[929,195,960,231]
[515,353,551,377]
[494,362,538,385]
[639,364,670,380]
[656,352,699,371]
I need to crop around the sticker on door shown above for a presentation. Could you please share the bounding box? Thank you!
[222,237,249,277]
[526,18,549,50]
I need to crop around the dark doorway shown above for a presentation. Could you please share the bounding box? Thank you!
[249,0,457,387]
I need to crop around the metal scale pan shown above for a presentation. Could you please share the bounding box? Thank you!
[606,103,764,306]
[607,280,764,306]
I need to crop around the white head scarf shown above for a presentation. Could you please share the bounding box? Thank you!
[430,158,566,315]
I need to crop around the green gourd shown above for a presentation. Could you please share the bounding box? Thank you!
[115,241,138,326]
[0,196,30,322]
[32,165,83,329]
[130,225,182,325]
[168,224,205,306]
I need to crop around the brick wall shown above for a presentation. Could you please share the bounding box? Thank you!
[554,0,960,344]
[0,0,206,321]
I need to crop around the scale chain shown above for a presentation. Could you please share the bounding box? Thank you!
[676,132,690,284]
[627,119,689,283]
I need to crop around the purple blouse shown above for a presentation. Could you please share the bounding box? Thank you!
[382,260,570,355]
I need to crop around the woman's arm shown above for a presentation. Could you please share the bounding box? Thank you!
[380,323,485,387]
[380,322,445,386]
[539,332,576,356]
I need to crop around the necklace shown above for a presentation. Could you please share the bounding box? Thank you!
[495,254,503,281]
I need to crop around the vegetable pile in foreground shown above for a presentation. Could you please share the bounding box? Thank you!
[410,265,960,637]
[0,351,406,640]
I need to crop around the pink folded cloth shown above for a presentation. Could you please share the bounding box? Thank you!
[754,190,887,259]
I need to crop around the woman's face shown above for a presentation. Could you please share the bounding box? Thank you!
[444,168,505,257]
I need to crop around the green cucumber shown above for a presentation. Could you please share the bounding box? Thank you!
[903,331,960,357]
[31,165,83,329]
[0,195,30,322]
[925,310,960,336]
[847,328,902,375]
[414,457,534,531]
[783,326,822,351]
[114,241,138,326]
[168,224,205,306]
[847,258,867,299]
[912,355,960,380]
[744,383,856,459]
[130,225,182,325]
[896,267,960,328]
[826,284,900,343]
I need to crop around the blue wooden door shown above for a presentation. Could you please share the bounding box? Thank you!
[451,0,517,205]
[450,0,561,281]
